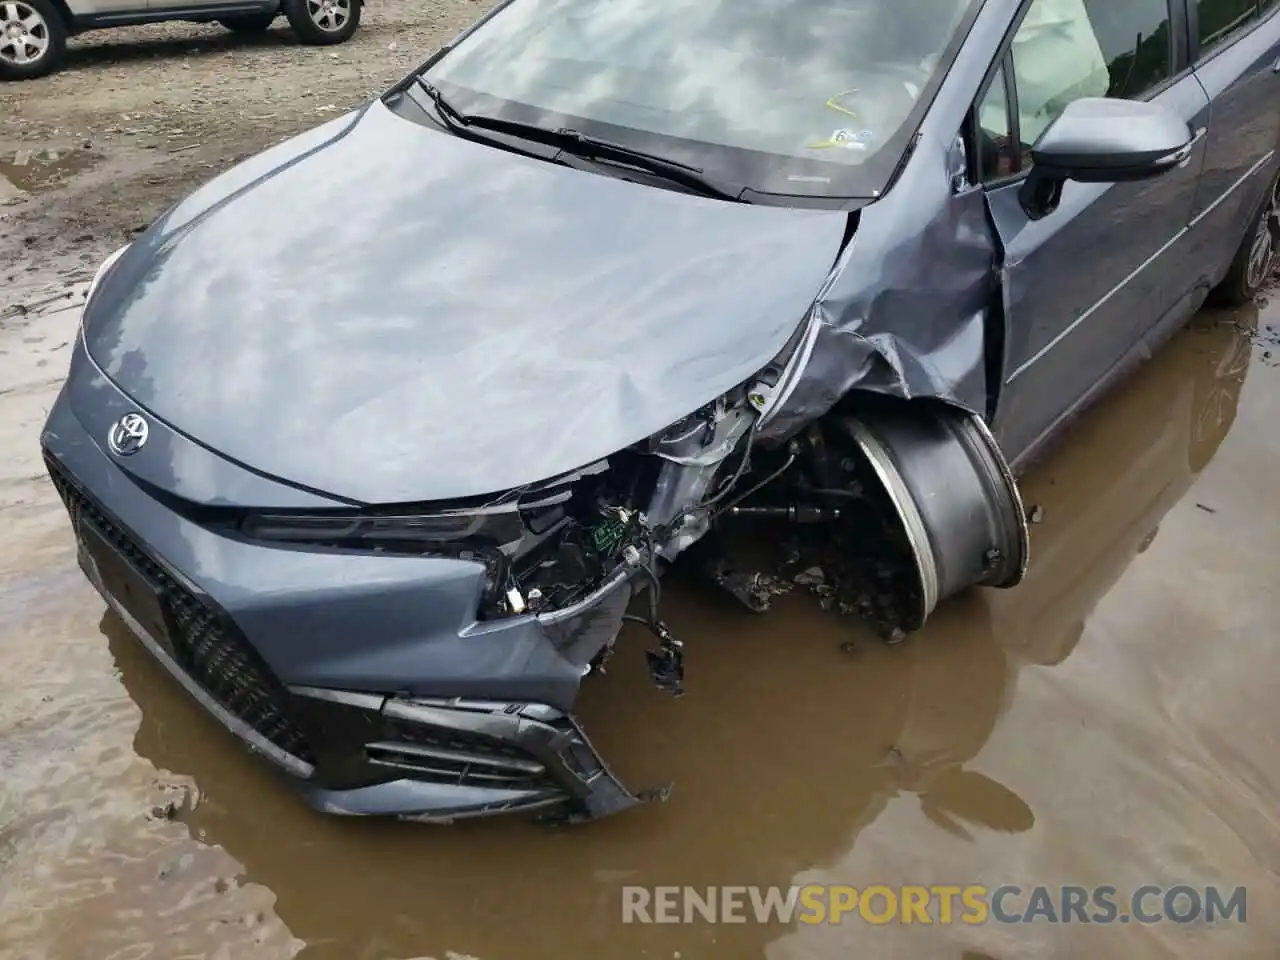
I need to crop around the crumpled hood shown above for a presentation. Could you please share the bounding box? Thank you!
[85,100,848,504]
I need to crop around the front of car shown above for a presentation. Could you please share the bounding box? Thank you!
[41,0,985,822]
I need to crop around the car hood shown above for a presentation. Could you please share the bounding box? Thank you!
[85,100,848,504]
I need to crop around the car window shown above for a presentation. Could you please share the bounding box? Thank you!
[977,0,1173,180]
[976,69,1021,181]
[421,0,986,200]
[1195,0,1260,55]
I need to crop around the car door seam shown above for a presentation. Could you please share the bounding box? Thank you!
[1009,147,1277,385]
[1006,227,1190,383]
[1188,149,1277,229]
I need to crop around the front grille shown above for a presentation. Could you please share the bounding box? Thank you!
[45,455,316,766]
[375,719,560,792]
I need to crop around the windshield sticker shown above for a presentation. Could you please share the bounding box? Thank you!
[824,89,860,119]
[806,128,873,151]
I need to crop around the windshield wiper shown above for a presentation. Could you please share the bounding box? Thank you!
[415,79,545,143]
[413,79,745,202]
[549,130,745,202]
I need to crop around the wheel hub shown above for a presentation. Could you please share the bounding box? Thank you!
[307,0,349,30]
[0,1,48,65]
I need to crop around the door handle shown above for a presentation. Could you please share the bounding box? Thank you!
[1273,55,1280,73]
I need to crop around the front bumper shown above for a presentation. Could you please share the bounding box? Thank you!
[39,345,647,823]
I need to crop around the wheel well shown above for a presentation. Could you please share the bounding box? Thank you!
[826,389,975,427]
[45,0,74,31]
[814,391,1029,628]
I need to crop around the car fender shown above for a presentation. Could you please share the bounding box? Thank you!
[757,130,999,443]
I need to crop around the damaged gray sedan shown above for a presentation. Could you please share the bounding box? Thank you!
[42,0,1280,822]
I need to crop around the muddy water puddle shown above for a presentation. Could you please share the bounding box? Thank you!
[0,148,101,197]
[2,295,1279,960]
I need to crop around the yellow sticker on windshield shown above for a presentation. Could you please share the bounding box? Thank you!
[824,90,860,119]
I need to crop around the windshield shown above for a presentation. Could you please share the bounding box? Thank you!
[421,0,983,200]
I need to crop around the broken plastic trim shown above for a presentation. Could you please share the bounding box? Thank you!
[242,384,767,690]
[535,561,633,626]
[749,304,825,428]
[380,697,664,823]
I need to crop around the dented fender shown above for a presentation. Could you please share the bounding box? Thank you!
[757,135,1001,443]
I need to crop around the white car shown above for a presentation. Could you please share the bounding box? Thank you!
[0,0,361,81]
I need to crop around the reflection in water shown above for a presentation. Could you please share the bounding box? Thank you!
[104,309,1258,959]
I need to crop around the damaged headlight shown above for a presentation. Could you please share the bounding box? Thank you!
[239,507,526,611]
[240,509,523,548]
[237,383,774,629]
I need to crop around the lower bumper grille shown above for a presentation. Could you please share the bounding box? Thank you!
[376,719,561,792]
[45,455,316,767]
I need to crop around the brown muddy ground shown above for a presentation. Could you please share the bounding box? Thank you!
[0,0,482,311]
[3,8,1280,959]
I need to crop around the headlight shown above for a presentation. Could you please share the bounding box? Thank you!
[239,509,523,549]
[86,244,130,306]
[240,508,528,613]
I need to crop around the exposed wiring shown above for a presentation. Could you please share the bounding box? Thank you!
[637,557,661,622]
[713,448,798,517]
[623,550,682,700]
[622,581,666,643]
[700,419,759,508]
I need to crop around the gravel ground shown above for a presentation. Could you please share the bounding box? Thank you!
[0,0,485,318]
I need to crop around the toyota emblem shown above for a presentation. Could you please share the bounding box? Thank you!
[108,412,149,456]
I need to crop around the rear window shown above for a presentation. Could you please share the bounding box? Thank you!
[1195,0,1260,54]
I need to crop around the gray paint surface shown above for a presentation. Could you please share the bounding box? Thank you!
[81,0,1280,496]
[987,73,1212,460]
[756,131,996,444]
[46,346,588,709]
[85,101,848,504]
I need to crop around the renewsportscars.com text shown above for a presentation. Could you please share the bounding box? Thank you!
[621,884,1247,926]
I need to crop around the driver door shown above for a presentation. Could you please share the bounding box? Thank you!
[146,0,227,8]
[977,0,1211,466]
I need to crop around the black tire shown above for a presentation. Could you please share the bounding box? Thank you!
[282,0,360,45]
[0,0,66,81]
[1214,167,1280,307]
[218,11,279,33]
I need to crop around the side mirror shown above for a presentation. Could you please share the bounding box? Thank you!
[1018,98,1197,220]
